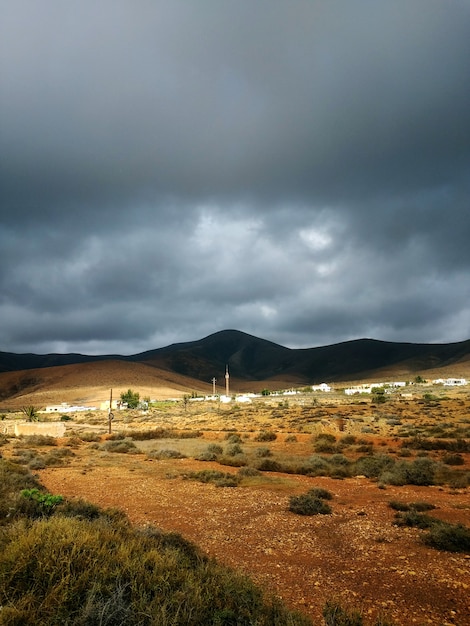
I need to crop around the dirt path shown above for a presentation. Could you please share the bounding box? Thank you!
[40,454,470,626]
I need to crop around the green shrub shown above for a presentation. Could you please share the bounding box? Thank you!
[423,521,470,553]
[254,430,277,442]
[289,492,332,516]
[130,428,202,440]
[101,439,138,454]
[225,443,243,456]
[393,511,434,529]
[237,467,261,477]
[20,434,57,447]
[339,435,356,445]
[256,459,282,472]
[196,443,222,461]
[19,488,63,518]
[148,449,186,460]
[255,446,272,457]
[0,516,310,625]
[285,435,298,443]
[308,487,333,500]
[354,454,395,479]
[185,470,240,488]
[442,453,464,465]
[225,432,242,443]
[79,431,101,442]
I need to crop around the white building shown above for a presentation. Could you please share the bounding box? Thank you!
[311,383,332,392]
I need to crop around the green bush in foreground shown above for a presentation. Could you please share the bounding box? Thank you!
[0,516,311,625]
[392,508,470,553]
[289,489,333,516]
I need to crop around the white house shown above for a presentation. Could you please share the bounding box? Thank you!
[311,383,332,392]
[443,378,467,386]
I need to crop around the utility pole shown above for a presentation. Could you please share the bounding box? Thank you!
[108,388,114,434]
[212,377,217,395]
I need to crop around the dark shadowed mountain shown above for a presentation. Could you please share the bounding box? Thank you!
[1,330,470,385]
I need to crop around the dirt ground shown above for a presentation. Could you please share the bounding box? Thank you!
[4,394,470,625]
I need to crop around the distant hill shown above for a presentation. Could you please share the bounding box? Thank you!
[1,330,470,393]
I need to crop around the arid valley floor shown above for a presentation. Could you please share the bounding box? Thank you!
[2,385,469,625]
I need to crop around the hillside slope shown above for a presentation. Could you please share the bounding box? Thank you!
[1,330,470,407]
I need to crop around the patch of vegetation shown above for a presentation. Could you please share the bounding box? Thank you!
[184,469,241,488]
[18,434,57,447]
[237,466,262,477]
[442,452,465,465]
[225,432,242,443]
[289,489,333,516]
[423,521,470,553]
[323,600,395,625]
[196,443,223,461]
[21,405,40,422]
[256,458,283,472]
[130,428,202,440]
[313,433,337,453]
[0,517,309,624]
[254,430,277,442]
[101,439,139,454]
[148,449,187,460]
[78,431,101,442]
[225,443,243,456]
[255,446,272,457]
[392,506,470,553]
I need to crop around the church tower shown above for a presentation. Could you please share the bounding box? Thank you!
[225,364,230,396]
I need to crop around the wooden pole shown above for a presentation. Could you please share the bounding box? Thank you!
[108,388,113,434]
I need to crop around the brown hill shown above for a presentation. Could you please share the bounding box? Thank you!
[0,360,212,409]
[1,330,470,408]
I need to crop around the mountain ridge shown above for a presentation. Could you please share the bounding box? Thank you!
[1,330,470,382]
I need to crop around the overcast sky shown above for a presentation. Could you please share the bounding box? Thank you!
[1,1,470,355]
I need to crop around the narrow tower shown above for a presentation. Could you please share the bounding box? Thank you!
[225,364,230,397]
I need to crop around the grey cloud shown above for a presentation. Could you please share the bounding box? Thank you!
[1,1,469,354]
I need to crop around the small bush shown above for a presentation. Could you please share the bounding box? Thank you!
[289,492,332,516]
[423,521,470,553]
[101,439,139,454]
[185,470,240,488]
[79,432,101,442]
[255,446,272,458]
[148,449,187,460]
[20,435,57,447]
[393,511,434,529]
[285,435,298,443]
[314,440,336,453]
[308,487,333,500]
[256,459,282,472]
[254,430,277,442]
[339,435,356,445]
[442,453,464,466]
[237,467,261,477]
[225,443,243,456]
[225,433,242,443]
[218,456,247,468]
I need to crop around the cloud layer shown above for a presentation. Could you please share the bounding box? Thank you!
[1,1,470,354]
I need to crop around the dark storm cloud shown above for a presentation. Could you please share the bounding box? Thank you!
[1,1,470,354]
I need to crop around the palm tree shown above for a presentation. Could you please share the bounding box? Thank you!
[21,406,40,422]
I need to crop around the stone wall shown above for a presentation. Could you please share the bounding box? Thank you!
[14,422,66,438]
